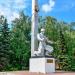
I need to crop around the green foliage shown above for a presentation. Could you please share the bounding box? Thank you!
[57,55,71,71]
[10,12,31,70]
[0,12,75,71]
[45,16,75,71]
[0,16,11,71]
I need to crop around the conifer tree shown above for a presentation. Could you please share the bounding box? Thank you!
[0,16,10,71]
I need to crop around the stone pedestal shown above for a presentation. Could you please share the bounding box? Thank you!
[29,57,55,73]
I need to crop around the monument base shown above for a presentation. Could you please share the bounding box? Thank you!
[29,57,55,73]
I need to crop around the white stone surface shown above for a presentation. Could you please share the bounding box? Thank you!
[29,57,55,73]
[31,0,38,56]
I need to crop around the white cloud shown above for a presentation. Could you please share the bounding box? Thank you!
[7,12,20,23]
[42,0,55,13]
[0,0,27,23]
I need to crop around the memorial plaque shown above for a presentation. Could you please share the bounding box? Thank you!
[47,59,53,63]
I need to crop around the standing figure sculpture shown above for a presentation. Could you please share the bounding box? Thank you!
[34,28,54,56]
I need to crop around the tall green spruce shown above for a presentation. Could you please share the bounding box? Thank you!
[58,26,69,70]
[0,16,10,71]
[10,12,31,70]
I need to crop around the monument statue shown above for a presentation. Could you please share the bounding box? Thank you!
[30,0,55,73]
[34,28,54,56]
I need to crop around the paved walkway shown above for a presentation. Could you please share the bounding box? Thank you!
[0,71,75,75]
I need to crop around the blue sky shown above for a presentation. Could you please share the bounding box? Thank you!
[0,0,75,23]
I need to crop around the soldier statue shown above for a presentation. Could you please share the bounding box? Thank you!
[34,28,54,56]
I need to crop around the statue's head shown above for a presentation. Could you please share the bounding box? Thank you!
[41,28,45,34]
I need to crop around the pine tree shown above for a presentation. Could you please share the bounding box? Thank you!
[57,22,71,71]
[0,16,10,71]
